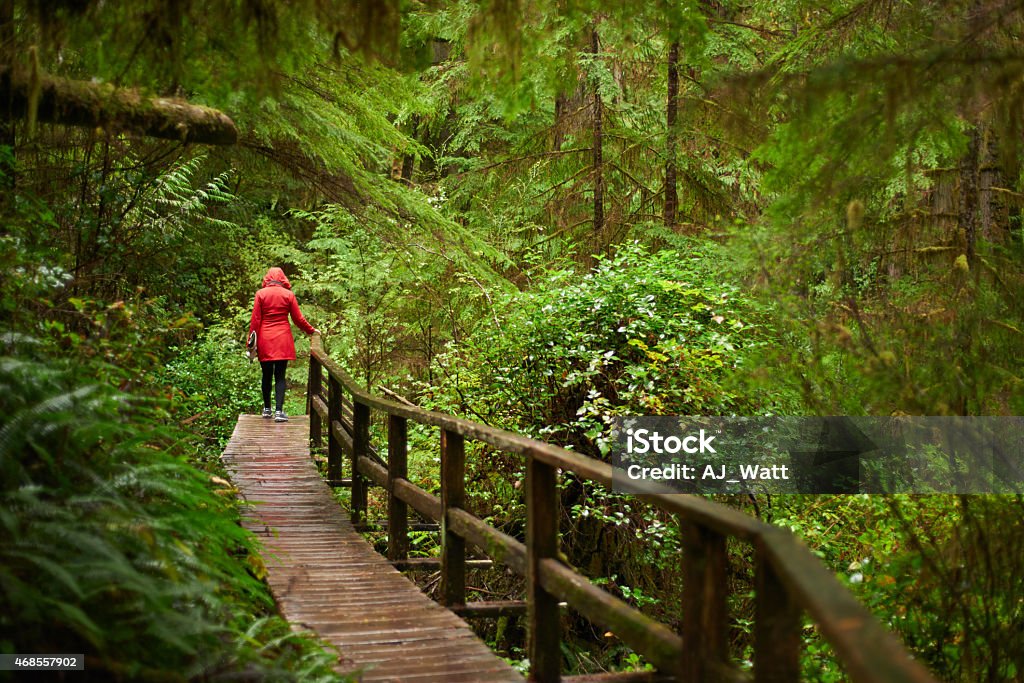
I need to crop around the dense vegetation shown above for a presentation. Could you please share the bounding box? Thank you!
[2,0,1022,680]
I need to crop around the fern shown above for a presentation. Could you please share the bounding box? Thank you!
[0,352,346,680]
[138,154,239,238]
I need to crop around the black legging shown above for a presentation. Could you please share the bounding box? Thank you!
[261,360,288,411]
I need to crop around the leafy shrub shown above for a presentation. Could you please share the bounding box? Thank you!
[402,242,786,673]
[426,241,784,455]
[160,323,314,456]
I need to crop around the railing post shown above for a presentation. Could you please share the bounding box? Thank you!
[351,399,369,524]
[326,374,342,482]
[440,428,465,607]
[754,542,802,683]
[527,456,560,683]
[388,415,409,562]
[681,520,728,683]
[308,355,322,448]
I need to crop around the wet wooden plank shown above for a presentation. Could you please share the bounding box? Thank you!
[222,415,523,682]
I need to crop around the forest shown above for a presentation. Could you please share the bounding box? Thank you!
[1,0,1022,680]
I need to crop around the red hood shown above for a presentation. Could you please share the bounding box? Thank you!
[262,267,292,289]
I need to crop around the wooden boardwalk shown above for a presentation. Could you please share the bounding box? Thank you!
[222,414,524,682]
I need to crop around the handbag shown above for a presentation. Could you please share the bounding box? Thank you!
[245,331,258,363]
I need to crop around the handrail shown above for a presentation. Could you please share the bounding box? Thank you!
[306,334,937,683]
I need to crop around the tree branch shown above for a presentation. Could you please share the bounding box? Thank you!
[0,66,237,145]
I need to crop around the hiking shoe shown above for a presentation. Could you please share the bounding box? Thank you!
[262,408,272,419]
[274,410,289,423]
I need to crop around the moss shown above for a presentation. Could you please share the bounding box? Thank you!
[1,65,237,145]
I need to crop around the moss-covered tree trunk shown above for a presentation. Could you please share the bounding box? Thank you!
[0,66,237,145]
[0,0,15,197]
[590,25,604,235]
[959,126,981,264]
[553,91,567,152]
[664,41,680,228]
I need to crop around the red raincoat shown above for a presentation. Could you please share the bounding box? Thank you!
[249,267,315,362]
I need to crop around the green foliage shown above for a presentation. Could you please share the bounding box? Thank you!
[0,197,341,680]
[9,137,260,323]
[401,241,785,676]
[762,494,1024,682]
[731,1,1024,415]
[288,203,509,390]
[8,1,1024,681]
[138,153,237,236]
[739,145,1024,415]
[17,0,402,100]
[412,1,743,262]
[0,352,343,681]
[426,241,783,454]
[161,326,265,453]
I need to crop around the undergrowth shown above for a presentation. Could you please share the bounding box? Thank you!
[0,239,345,681]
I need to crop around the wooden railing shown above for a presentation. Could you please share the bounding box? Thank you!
[307,334,936,683]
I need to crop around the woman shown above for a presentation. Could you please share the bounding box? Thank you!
[249,267,319,422]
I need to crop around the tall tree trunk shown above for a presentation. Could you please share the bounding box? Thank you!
[590,26,603,235]
[553,91,567,152]
[953,124,983,416]
[664,41,680,228]
[400,153,415,184]
[0,0,15,199]
[400,115,419,185]
[976,126,1006,243]
[959,126,981,263]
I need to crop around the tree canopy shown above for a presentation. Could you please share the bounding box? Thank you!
[2,0,1023,680]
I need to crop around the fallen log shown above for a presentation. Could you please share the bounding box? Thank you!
[0,66,237,145]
